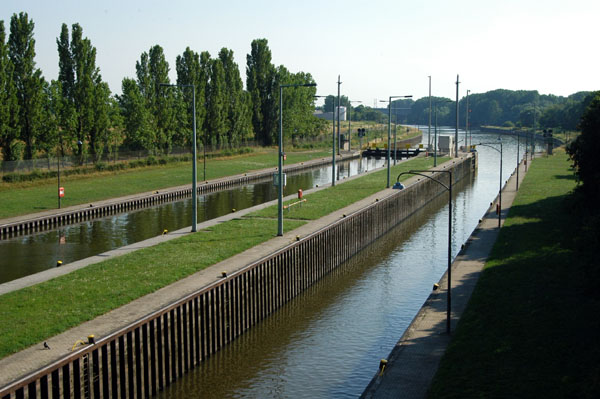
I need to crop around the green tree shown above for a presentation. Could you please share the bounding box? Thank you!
[57,23,112,162]
[324,95,349,113]
[277,66,319,141]
[136,45,176,153]
[118,77,154,151]
[206,58,227,147]
[246,38,277,145]
[176,47,208,149]
[219,47,251,145]
[8,12,46,159]
[567,91,600,201]
[0,20,20,162]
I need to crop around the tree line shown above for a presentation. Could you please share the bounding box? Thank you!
[387,89,590,131]
[0,13,324,164]
[319,89,591,131]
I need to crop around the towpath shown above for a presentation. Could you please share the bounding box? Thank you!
[0,152,444,389]
[361,157,529,398]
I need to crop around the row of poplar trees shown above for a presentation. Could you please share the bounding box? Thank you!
[0,12,321,163]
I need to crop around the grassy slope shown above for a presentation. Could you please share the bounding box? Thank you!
[428,150,600,398]
[0,150,329,219]
[0,156,446,359]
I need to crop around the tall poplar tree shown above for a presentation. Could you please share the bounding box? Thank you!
[206,58,227,147]
[0,20,20,162]
[8,12,46,159]
[136,45,176,153]
[219,48,252,145]
[118,78,154,151]
[176,47,208,149]
[246,38,276,145]
[57,23,111,161]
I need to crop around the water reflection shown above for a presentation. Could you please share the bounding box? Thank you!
[156,131,524,398]
[0,157,385,283]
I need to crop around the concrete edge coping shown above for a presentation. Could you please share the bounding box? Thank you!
[0,152,461,387]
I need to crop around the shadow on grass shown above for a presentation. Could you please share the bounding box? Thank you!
[426,190,600,398]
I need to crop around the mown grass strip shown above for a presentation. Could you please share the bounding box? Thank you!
[0,155,443,359]
[0,150,329,219]
[249,156,449,220]
[428,150,600,398]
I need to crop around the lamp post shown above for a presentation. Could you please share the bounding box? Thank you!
[455,74,460,158]
[475,141,503,228]
[347,100,362,152]
[465,89,470,148]
[428,76,432,151]
[382,95,412,187]
[160,83,198,232]
[278,82,317,236]
[516,131,520,191]
[395,169,453,334]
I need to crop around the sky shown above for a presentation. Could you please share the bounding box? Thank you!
[2,0,599,106]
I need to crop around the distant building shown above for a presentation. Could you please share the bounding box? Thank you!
[313,106,346,121]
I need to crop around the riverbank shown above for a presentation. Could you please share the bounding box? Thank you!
[0,155,450,374]
[363,150,600,398]
[0,149,331,220]
[427,150,599,398]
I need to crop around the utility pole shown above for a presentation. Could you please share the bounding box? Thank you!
[428,75,432,151]
[332,93,336,186]
[337,75,342,155]
[455,74,460,157]
[466,89,470,149]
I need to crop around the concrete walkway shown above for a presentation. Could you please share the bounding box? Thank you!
[0,152,434,388]
[361,157,529,398]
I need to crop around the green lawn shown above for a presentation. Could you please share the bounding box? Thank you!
[0,150,329,219]
[428,150,600,398]
[0,155,445,359]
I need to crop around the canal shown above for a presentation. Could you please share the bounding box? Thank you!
[155,131,525,398]
[0,157,386,283]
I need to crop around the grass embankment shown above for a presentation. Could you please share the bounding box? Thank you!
[0,150,330,220]
[0,155,446,359]
[428,150,600,398]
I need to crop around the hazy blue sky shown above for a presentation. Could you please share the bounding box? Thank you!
[2,0,598,104]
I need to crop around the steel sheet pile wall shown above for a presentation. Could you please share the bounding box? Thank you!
[0,156,347,240]
[0,157,473,399]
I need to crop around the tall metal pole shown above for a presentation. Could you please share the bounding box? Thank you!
[332,94,336,186]
[499,142,503,228]
[466,89,470,148]
[516,132,520,191]
[278,85,284,236]
[532,102,536,160]
[387,96,392,188]
[57,152,61,209]
[348,106,351,152]
[192,86,198,232]
[447,171,452,334]
[393,108,398,165]
[455,74,460,157]
[428,76,432,151]
[337,75,341,155]
[434,105,438,167]
[160,83,197,232]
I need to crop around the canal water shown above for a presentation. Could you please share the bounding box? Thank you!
[0,157,386,283]
[154,131,525,398]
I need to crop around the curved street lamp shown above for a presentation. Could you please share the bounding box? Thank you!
[395,169,453,334]
[475,141,503,228]
[278,82,317,236]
